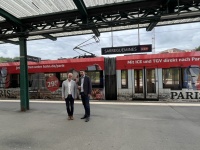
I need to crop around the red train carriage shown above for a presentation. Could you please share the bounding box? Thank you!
[115,51,200,101]
[1,51,200,102]
[0,57,104,100]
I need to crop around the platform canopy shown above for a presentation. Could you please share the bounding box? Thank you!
[0,0,200,44]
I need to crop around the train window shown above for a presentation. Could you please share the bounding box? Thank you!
[182,67,200,90]
[146,69,156,93]
[60,73,68,81]
[10,74,19,88]
[60,73,68,87]
[44,73,56,79]
[163,68,181,90]
[134,69,143,93]
[30,73,46,90]
[86,71,103,88]
[121,70,128,88]
[28,74,33,87]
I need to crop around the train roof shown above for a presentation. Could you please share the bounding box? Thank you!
[1,52,200,73]
[0,57,105,74]
[116,51,200,60]
[0,57,104,66]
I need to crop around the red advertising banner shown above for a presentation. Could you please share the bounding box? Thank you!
[116,52,200,69]
[0,57,104,74]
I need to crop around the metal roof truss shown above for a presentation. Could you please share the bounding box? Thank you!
[0,0,200,42]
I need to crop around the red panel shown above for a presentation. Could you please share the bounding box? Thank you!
[116,52,200,69]
[0,57,104,74]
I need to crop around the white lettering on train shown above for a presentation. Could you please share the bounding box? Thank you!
[127,60,134,64]
[192,57,200,61]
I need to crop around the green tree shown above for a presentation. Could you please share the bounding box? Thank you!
[13,57,20,61]
[195,46,200,51]
[0,57,19,63]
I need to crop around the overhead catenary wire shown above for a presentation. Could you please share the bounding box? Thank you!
[73,35,100,57]
[73,35,99,49]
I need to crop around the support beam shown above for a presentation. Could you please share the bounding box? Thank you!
[73,0,100,36]
[32,26,57,41]
[0,8,57,41]
[92,28,100,37]
[146,21,158,31]
[42,34,57,41]
[0,8,25,28]
[19,37,29,111]
[73,0,88,17]
[162,0,177,13]
[3,40,19,45]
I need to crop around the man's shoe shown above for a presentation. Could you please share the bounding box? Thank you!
[70,116,74,120]
[68,116,71,120]
[85,117,89,122]
[81,116,86,119]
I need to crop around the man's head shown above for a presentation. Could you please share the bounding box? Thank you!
[80,70,85,77]
[68,73,73,81]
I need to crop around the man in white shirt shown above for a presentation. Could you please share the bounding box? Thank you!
[62,73,77,120]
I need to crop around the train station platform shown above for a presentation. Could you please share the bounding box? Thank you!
[1,99,200,106]
[1,100,200,150]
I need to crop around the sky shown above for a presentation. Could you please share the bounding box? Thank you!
[0,22,199,60]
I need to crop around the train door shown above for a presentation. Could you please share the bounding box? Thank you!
[133,68,158,100]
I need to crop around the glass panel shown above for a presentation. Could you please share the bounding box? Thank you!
[163,69,172,86]
[134,70,143,93]
[60,73,68,81]
[30,73,46,90]
[163,68,181,90]
[121,70,128,88]
[146,69,156,93]
[44,73,56,79]
[10,74,19,88]
[86,71,100,85]
[183,67,200,90]
[59,73,68,87]
[85,71,103,88]
[173,68,180,86]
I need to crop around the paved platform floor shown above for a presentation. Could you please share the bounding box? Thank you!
[0,100,200,150]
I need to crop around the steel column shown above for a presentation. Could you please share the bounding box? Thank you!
[19,37,29,111]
